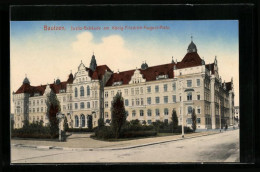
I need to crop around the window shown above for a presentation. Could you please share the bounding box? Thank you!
[63,97,66,102]
[29,108,31,113]
[164,96,168,103]
[140,87,143,94]
[33,108,35,113]
[33,100,35,106]
[75,116,79,127]
[187,92,192,101]
[187,80,192,87]
[37,100,39,105]
[80,115,85,127]
[188,106,193,114]
[80,86,84,96]
[197,107,201,114]
[80,102,84,109]
[141,98,144,105]
[132,110,136,117]
[197,118,201,124]
[147,97,151,104]
[87,102,90,108]
[37,108,39,112]
[155,85,159,92]
[155,97,160,104]
[136,98,140,105]
[126,111,129,117]
[197,94,200,100]
[105,91,108,98]
[164,84,168,92]
[156,109,160,116]
[75,88,78,97]
[125,99,129,106]
[131,88,134,95]
[172,82,176,91]
[147,86,151,93]
[75,103,78,109]
[140,110,144,116]
[147,109,152,116]
[41,107,43,112]
[124,89,128,95]
[87,86,90,96]
[187,118,192,124]
[164,108,169,115]
[105,112,109,118]
[132,99,134,106]
[135,88,139,95]
[180,96,182,102]
[173,95,176,103]
[197,79,200,86]
[148,120,152,125]
[111,91,114,96]
[41,99,43,104]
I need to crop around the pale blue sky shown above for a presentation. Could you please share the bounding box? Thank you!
[10,20,239,111]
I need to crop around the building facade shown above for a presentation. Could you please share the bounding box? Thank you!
[12,40,235,129]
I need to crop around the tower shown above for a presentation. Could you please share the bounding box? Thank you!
[89,53,97,71]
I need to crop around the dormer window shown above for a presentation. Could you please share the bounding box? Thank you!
[156,74,168,80]
[112,81,122,86]
[34,93,40,96]
[59,89,66,93]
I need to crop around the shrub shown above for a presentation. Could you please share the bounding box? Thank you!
[94,126,114,139]
[66,128,93,132]
[11,121,57,139]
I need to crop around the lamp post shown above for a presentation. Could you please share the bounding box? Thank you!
[181,80,184,138]
[56,112,64,142]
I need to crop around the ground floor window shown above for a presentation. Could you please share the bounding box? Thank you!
[186,118,192,124]
[80,114,85,127]
[197,118,201,124]
[147,120,152,124]
[75,115,79,127]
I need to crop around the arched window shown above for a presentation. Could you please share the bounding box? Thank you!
[188,106,193,114]
[80,86,84,97]
[80,114,85,127]
[87,86,90,96]
[75,88,78,97]
[75,115,79,127]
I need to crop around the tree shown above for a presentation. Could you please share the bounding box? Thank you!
[87,115,93,129]
[171,109,178,132]
[98,118,105,129]
[63,116,69,132]
[111,92,126,139]
[46,91,61,137]
[191,108,197,132]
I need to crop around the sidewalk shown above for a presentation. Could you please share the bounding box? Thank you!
[11,130,235,151]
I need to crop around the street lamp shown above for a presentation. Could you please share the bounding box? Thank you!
[56,112,64,142]
[181,80,184,138]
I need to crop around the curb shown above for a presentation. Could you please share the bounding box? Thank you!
[12,131,222,151]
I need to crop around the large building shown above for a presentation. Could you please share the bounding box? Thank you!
[12,40,235,129]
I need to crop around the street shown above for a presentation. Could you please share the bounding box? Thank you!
[11,129,239,163]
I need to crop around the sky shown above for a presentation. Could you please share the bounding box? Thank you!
[10,20,239,113]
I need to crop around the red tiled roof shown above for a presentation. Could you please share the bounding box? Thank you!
[15,74,73,96]
[106,63,175,86]
[106,52,204,87]
[86,65,112,80]
[176,52,202,69]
